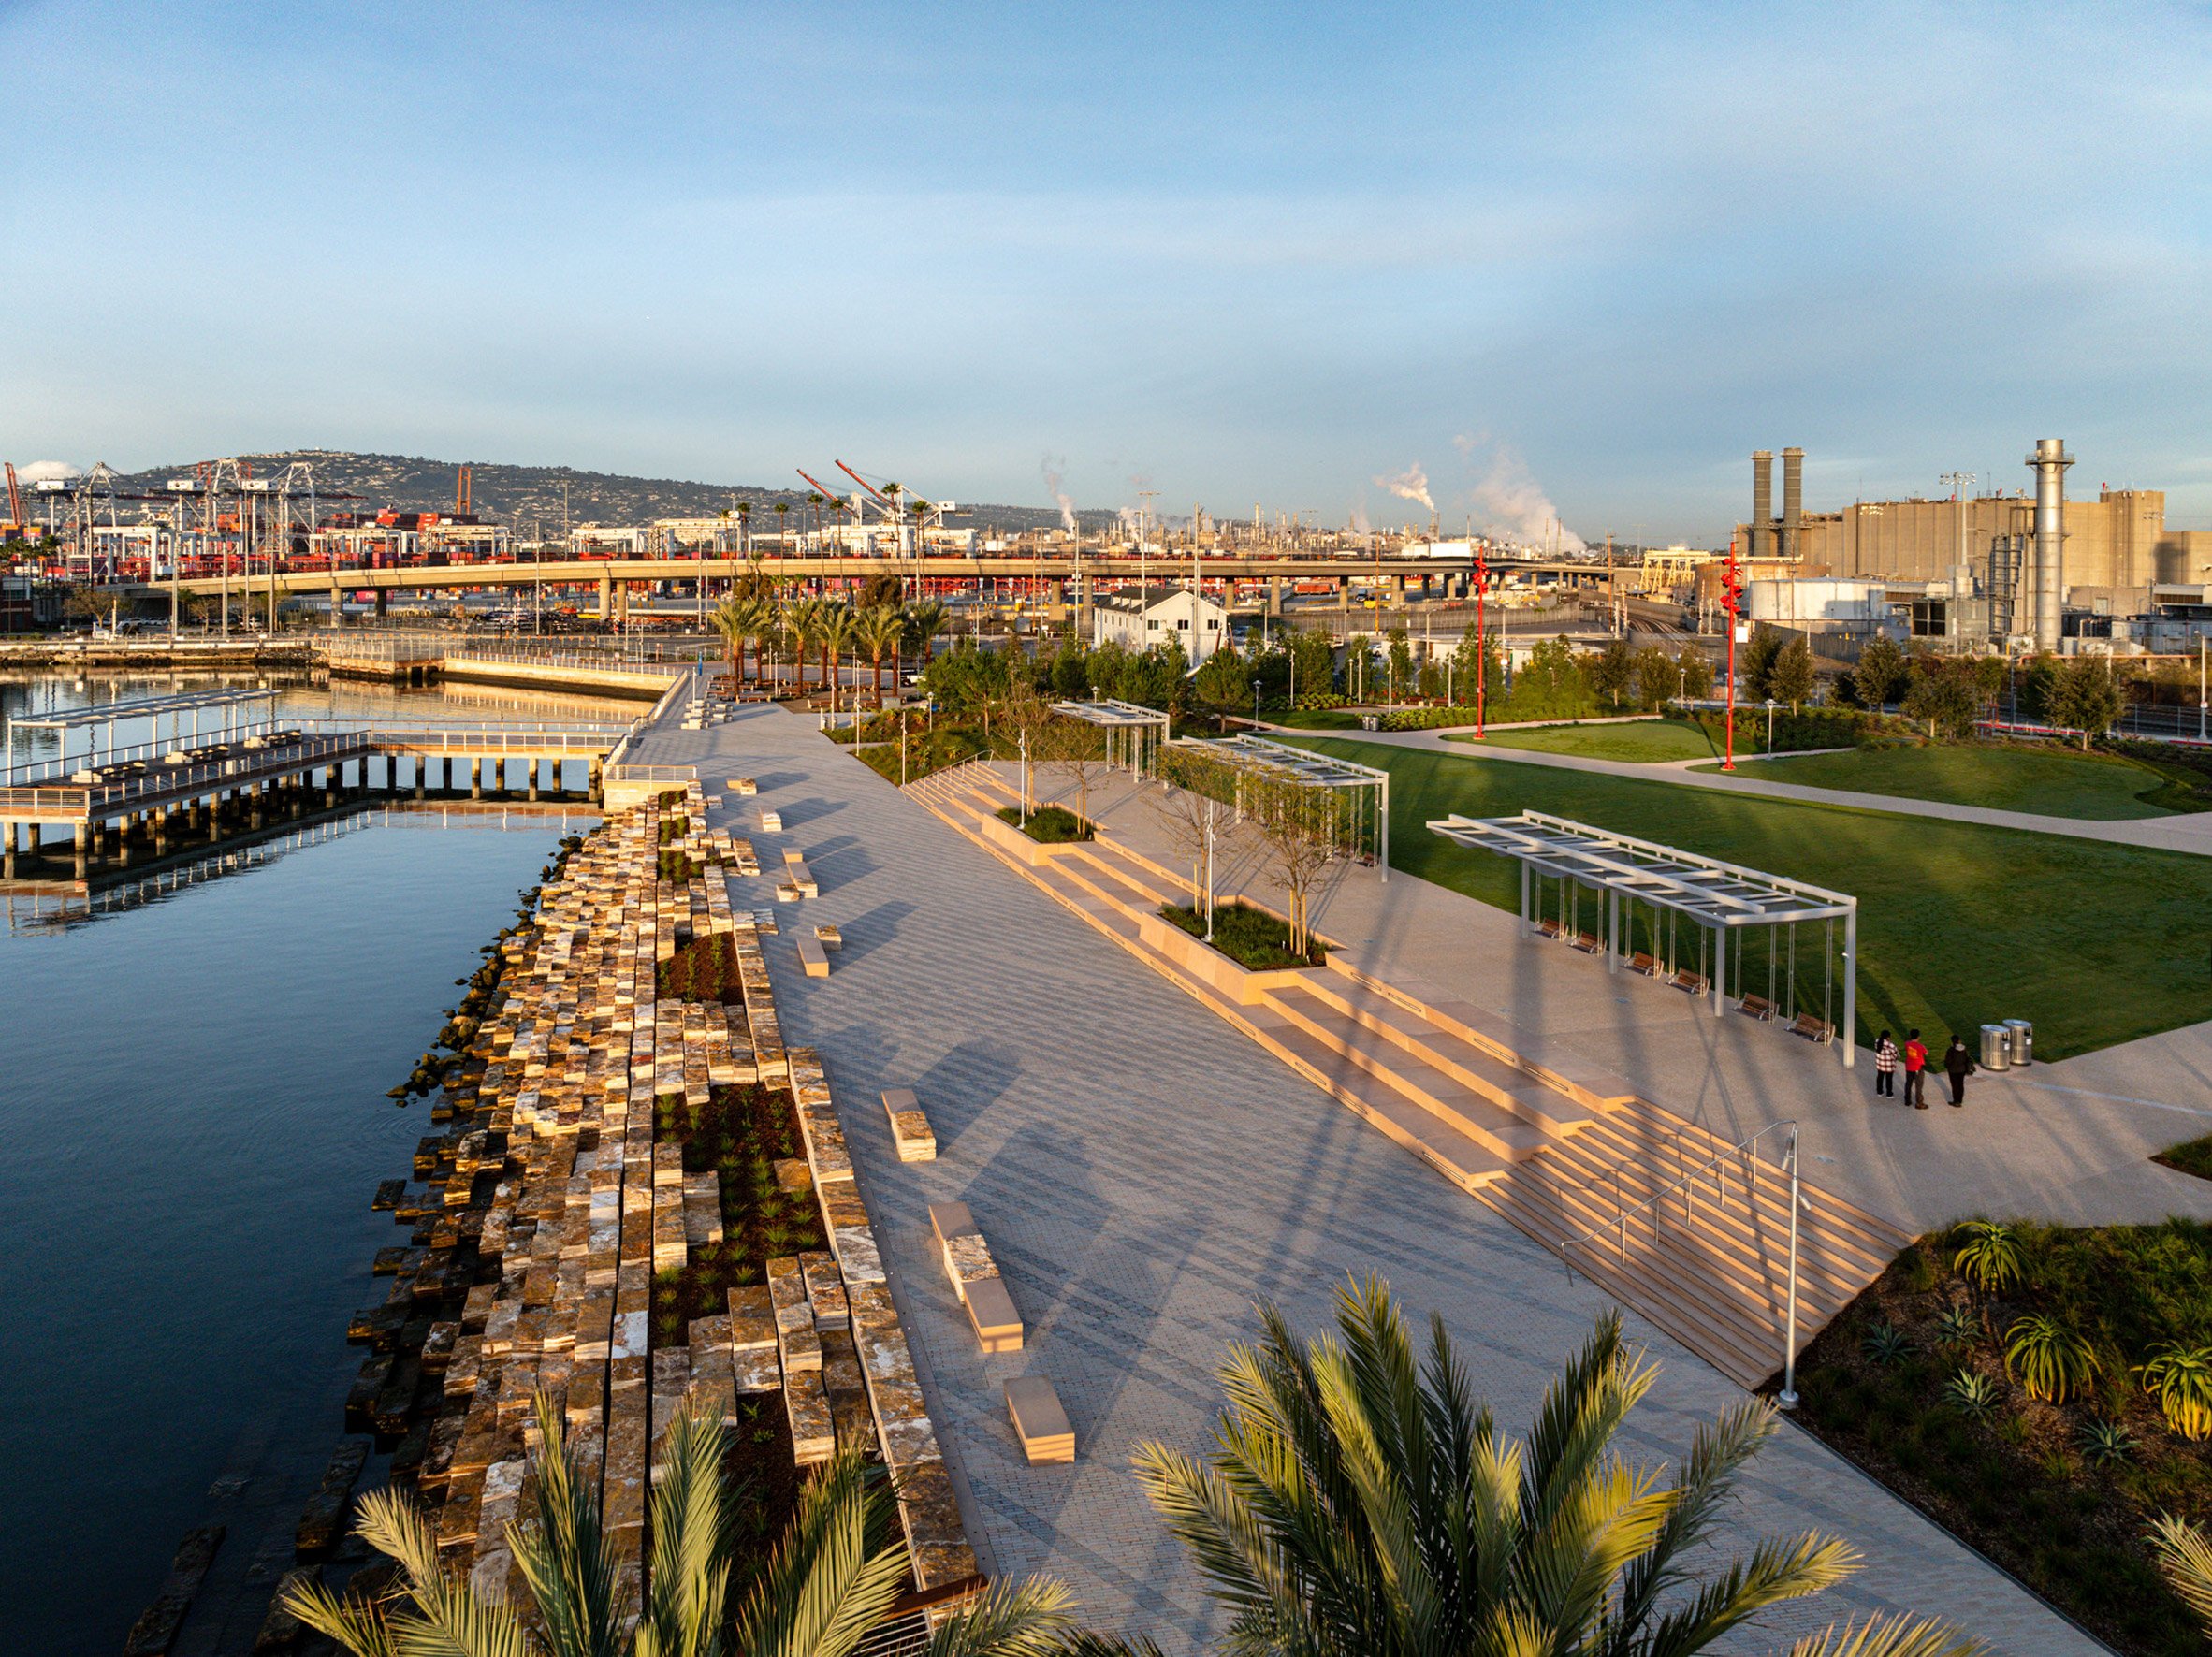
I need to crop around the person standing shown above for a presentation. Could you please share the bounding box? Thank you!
[1943,1036,1977,1107]
[1903,1029,1928,1109]
[1873,1031,1898,1098]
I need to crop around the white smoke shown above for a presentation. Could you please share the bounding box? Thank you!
[1348,503,1372,535]
[1040,456,1076,532]
[1453,433,1586,553]
[17,459,81,484]
[1116,506,1139,531]
[1374,463,1433,514]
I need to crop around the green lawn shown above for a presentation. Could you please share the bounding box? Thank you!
[1462,719,1728,763]
[1296,734,2212,1059]
[1268,707,1369,730]
[1694,743,2176,820]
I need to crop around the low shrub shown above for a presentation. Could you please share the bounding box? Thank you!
[1160,901,1327,970]
[1379,704,1479,731]
[997,804,1090,843]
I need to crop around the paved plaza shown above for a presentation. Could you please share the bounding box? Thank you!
[622,698,2102,1654]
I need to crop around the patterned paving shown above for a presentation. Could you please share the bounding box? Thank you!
[628,702,2100,1655]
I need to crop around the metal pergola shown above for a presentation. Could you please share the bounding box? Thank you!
[1427,809,1855,1066]
[6,688,282,777]
[1051,698,1171,778]
[1172,734,1390,879]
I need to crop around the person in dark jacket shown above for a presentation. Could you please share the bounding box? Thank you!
[1943,1035,1977,1106]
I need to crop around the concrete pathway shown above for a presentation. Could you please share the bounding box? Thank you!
[1275,722,2212,854]
[1046,763,2212,1239]
[625,703,2100,1656]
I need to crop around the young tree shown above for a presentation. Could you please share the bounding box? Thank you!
[1151,743,1237,929]
[1449,621,1503,708]
[1902,656,1981,738]
[853,605,905,705]
[1770,634,1816,712]
[1740,624,1784,702]
[1590,637,1635,711]
[2046,654,2123,749]
[1855,634,1909,707]
[1040,707,1113,829]
[1677,646,1716,700]
[1385,626,1416,703]
[1519,634,1590,719]
[1632,645,1677,711]
[1242,764,1338,959]
[1288,624,1336,705]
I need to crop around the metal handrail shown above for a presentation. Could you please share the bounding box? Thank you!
[1554,1117,1809,1407]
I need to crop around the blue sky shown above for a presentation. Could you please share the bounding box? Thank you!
[4,1,2209,543]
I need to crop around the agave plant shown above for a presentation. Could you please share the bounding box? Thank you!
[1931,1305,1980,1352]
[1861,1321,1914,1367]
[1950,1221,2023,1296]
[2148,1513,2212,1637]
[286,1391,1075,1657]
[2077,1418,2138,1466]
[1944,1368,2001,1421]
[2137,1343,2212,1441]
[1130,1276,1980,1657]
[2003,1315,2096,1404]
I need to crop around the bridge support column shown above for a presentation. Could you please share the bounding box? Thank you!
[598,571,615,620]
[1268,575,1283,618]
[528,760,540,802]
[73,822,87,879]
[415,757,427,801]
[375,589,389,618]
[471,757,483,801]
[153,807,169,852]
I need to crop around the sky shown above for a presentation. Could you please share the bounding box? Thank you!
[3,0,2210,544]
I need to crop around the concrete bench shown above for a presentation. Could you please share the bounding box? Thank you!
[786,862,819,898]
[1004,1376,1073,1463]
[965,1278,1024,1353]
[775,882,802,903]
[728,778,757,796]
[759,810,782,833]
[1671,969,1708,995]
[783,848,805,865]
[1739,994,1776,1021]
[882,1088,936,1162]
[1629,952,1661,977]
[1792,1012,1833,1043]
[813,923,843,950]
[796,936,830,978]
[929,1200,1025,1351]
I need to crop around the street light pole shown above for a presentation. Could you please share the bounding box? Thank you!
[1474,552,1489,739]
[1252,676,1261,733]
[1721,537,1742,771]
[1778,1125,1803,1410]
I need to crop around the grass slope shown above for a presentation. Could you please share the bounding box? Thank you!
[1696,744,2177,820]
[1297,734,2212,1058]
[1468,719,1727,763]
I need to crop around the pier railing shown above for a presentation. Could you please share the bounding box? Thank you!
[0,731,374,818]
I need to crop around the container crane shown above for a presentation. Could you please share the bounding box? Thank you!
[3,462,23,541]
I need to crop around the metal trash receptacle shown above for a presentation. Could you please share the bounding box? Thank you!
[1979,1024,2012,1070]
[2003,1019,2033,1068]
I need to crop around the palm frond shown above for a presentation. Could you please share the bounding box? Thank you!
[1784,1611,1986,1657]
[920,1578,1078,1657]
[641,1398,734,1657]
[292,1486,535,1657]
[279,1577,400,1657]
[509,1390,627,1657]
[1635,1532,1860,1657]
[733,1448,910,1657]
[1607,1397,1777,1646]
[2148,1512,2212,1632]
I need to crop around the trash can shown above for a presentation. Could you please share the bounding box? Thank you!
[2003,1019,2033,1068]
[1979,1024,2012,1070]
[1360,714,1380,732]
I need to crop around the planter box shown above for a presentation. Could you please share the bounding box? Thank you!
[976,808,1081,868]
[1135,909,1317,1004]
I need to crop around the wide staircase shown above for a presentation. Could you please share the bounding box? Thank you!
[907,761,1912,1389]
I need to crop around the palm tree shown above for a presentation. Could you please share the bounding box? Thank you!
[286,1392,1075,1657]
[785,597,823,692]
[709,595,749,692]
[818,603,856,714]
[901,599,950,688]
[1132,1277,1980,1657]
[773,500,790,551]
[854,606,905,706]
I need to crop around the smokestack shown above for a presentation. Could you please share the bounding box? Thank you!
[2028,438,2073,651]
[1781,447,1803,562]
[1751,451,1773,561]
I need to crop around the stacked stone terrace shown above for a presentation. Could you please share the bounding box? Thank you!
[358,778,973,1616]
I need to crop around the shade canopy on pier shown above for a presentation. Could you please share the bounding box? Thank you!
[1427,808,1855,1064]
[5,688,280,775]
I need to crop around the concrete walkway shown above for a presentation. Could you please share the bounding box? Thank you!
[1279,722,2212,855]
[625,703,2099,1655]
[1045,762,2212,1238]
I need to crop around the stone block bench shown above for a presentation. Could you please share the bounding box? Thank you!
[759,809,782,833]
[728,778,757,796]
[929,1200,1023,1353]
[882,1088,937,1162]
[796,936,831,979]
[1004,1376,1074,1464]
[813,923,842,950]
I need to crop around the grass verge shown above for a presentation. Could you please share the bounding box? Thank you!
[1695,742,2176,820]
[1792,1221,2212,1657]
[1161,901,1327,969]
[1291,734,2212,1057]
[1466,719,1728,763]
[2154,1134,2212,1182]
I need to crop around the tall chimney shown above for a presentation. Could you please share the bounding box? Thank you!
[2028,438,2073,651]
[1781,447,1804,562]
[1751,451,1773,561]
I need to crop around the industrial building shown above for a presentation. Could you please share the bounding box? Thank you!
[1736,443,2212,651]
[1090,583,1230,667]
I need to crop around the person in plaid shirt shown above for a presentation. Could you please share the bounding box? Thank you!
[1873,1030,1898,1097]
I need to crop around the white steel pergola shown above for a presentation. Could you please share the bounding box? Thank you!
[1427,808,1855,1066]
[6,688,282,777]
[1051,698,1171,778]
[1174,734,1390,879]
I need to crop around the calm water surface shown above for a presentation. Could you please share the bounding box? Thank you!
[0,674,621,1654]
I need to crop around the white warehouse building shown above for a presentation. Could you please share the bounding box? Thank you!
[1090,584,1230,667]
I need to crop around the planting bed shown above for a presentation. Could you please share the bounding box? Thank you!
[997,804,1091,843]
[1790,1220,2212,1656]
[1161,901,1326,970]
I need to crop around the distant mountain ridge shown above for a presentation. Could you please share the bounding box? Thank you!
[102,450,1098,535]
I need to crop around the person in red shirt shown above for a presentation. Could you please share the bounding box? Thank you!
[1903,1029,1929,1109]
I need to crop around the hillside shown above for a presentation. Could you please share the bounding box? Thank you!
[100,450,1099,536]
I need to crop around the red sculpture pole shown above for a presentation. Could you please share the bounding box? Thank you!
[1474,553,1489,738]
[1722,536,1741,772]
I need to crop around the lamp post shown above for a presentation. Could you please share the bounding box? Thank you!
[1721,537,1742,771]
[1252,676,1261,732]
[1474,552,1490,739]
[1766,697,1778,752]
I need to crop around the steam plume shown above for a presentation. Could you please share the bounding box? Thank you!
[1040,456,1076,532]
[1453,433,1585,553]
[1348,503,1371,535]
[1373,463,1433,513]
